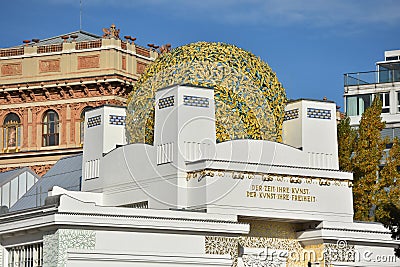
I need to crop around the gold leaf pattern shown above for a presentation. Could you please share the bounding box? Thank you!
[126,42,287,144]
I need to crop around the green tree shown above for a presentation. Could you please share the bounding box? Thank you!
[337,116,357,172]
[338,96,400,255]
[375,138,400,257]
[375,138,400,222]
[352,96,386,221]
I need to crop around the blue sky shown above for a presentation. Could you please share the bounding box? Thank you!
[2,0,400,109]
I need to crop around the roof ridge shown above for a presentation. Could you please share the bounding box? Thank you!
[35,30,101,44]
[11,30,102,48]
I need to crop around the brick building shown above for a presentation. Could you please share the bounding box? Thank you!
[0,24,157,175]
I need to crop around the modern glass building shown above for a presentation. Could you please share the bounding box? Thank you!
[344,49,400,140]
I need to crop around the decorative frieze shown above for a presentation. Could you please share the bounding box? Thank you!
[186,169,352,187]
[78,55,100,69]
[39,59,60,73]
[1,63,22,76]
[205,221,304,266]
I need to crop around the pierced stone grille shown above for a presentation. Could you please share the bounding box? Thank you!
[283,108,299,121]
[183,95,209,108]
[109,115,126,125]
[87,115,101,128]
[307,108,331,120]
[158,96,175,109]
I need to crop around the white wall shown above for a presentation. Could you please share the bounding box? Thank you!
[82,105,127,192]
[283,100,339,170]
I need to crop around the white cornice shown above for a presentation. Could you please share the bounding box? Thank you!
[0,194,249,238]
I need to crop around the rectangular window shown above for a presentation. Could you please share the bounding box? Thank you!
[10,178,18,207]
[346,94,372,116]
[7,242,43,267]
[379,92,390,113]
[386,56,399,61]
[2,183,10,207]
[397,92,400,112]
[18,173,26,198]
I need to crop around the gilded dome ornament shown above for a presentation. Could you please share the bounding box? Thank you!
[126,42,287,144]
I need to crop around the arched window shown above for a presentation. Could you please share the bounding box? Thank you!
[2,113,21,152]
[42,110,59,146]
[80,106,94,145]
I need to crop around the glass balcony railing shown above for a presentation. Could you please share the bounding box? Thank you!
[344,69,400,86]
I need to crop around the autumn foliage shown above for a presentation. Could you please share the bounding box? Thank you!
[338,95,400,255]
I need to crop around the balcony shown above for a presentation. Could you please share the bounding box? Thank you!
[344,69,400,86]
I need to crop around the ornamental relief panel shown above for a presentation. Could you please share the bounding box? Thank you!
[39,59,60,73]
[0,83,128,105]
[205,221,304,267]
[205,236,238,266]
[137,61,147,74]
[43,229,96,267]
[1,63,22,76]
[205,221,356,267]
[78,55,100,69]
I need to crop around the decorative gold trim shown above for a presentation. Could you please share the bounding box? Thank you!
[187,169,352,187]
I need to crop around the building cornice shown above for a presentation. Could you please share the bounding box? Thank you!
[0,194,249,239]
[186,158,353,181]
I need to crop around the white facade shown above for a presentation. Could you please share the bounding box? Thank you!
[0,85,398,267]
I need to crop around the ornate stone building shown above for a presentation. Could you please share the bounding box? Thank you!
[0,25,157,175]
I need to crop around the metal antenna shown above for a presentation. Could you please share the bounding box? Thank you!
[80,0,82,30]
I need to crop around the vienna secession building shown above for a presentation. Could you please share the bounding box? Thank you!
[0,42,399,267]
[0,25,156,176]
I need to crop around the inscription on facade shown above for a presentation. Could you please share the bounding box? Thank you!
[78,55,100,69]
[246,185,316,202]
[1,63,22,76]
[39,59,60,73]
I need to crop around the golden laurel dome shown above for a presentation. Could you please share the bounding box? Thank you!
[126,42,287,144]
